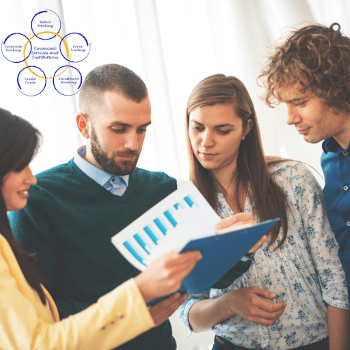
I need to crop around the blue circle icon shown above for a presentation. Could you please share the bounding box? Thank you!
[52,65,82,96]
[1,33,32,63]
[31,9,61,40]
[17,66,47,96]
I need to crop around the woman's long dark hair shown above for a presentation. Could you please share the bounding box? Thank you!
[0,108,46,304]
[186,74,289,249]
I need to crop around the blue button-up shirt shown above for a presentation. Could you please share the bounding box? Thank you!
[321,137,350,299]
[74,146,129,195]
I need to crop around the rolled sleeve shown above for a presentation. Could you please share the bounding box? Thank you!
[178,290,210,331]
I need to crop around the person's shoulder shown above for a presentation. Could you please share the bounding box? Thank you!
[268,158,307,174]
[34,160,79,187]
[268,158,315,184]
[0,234,8,249]
[29,160,77,198]
[0,235,12,274]
[268,159,322,203]
[35,160,74,181]
[0,235,15,266]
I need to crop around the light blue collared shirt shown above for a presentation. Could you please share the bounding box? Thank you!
[74,146,129,195]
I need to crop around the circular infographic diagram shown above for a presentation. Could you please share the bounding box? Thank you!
[1,9,90,96]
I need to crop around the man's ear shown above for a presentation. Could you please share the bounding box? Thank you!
[76,113,90,139]
[242,119,253,140]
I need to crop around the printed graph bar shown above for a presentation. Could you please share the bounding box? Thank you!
[184,195,194,207]
[138,230,157,249]
[123,241,146,266]
[133,233,151,254]
[164,210,177,227]
[131,237,150,263]
[123,190,203,261]
[154,218,167,235]
[174,201,185,210]
[144,226,158,244]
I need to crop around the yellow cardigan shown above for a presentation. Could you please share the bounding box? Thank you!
[0,234,154,350]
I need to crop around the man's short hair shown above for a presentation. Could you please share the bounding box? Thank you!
[259,23,350,114]
[79,64,148,118]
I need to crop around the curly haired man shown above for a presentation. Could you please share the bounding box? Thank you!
[259,23,350,349]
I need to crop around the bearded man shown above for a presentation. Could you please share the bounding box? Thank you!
[9,64,179,350]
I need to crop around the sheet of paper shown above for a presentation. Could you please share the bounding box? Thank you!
[111,182,221,271]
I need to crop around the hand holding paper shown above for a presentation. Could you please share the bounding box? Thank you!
[112,182,279,305]
[134,249,202,303]
[134,249,201,326]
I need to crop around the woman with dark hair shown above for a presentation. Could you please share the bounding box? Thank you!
[0,108,203,349]
[178,74,349,350]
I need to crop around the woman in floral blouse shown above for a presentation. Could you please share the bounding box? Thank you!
[178,74,349,350]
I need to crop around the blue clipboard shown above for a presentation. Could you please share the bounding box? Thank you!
[147,218,279,306]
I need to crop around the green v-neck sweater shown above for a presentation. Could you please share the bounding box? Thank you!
[9,159,177,350]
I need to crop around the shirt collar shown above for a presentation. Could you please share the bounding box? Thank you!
[322,137,350,155]
[322,138,340,154]
[74,146,129,187]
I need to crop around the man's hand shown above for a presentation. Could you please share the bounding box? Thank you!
[148,293,188,326]
[215,213,267,254]
[135,249,202,303]
[224,286,286,326]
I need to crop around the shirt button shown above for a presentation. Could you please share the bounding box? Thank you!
[344,186,349,191]
[347,221,350,227]
[343,151,348,156]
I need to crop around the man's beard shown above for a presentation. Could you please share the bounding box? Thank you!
[90,127,139,175]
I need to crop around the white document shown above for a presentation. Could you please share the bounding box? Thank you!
[111,182,221,271]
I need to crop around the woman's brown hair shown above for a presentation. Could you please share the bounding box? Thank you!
[0,108,46,304]
[186,74,289,249]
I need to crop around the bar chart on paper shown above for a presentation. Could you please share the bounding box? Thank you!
[111,182,221,271]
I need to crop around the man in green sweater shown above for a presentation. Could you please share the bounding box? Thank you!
[9,64,179,349]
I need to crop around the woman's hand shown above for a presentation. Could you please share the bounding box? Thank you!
[215,212,256,231]
[134,249,202,303]
[187,285,286,332]
[223,286,286,326]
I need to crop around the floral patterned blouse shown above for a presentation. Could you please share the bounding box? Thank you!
[179,161,349,349]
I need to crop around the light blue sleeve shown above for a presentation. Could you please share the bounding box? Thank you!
[178,289,211,330]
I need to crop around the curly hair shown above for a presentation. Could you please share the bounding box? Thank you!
[259,23,350,113]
